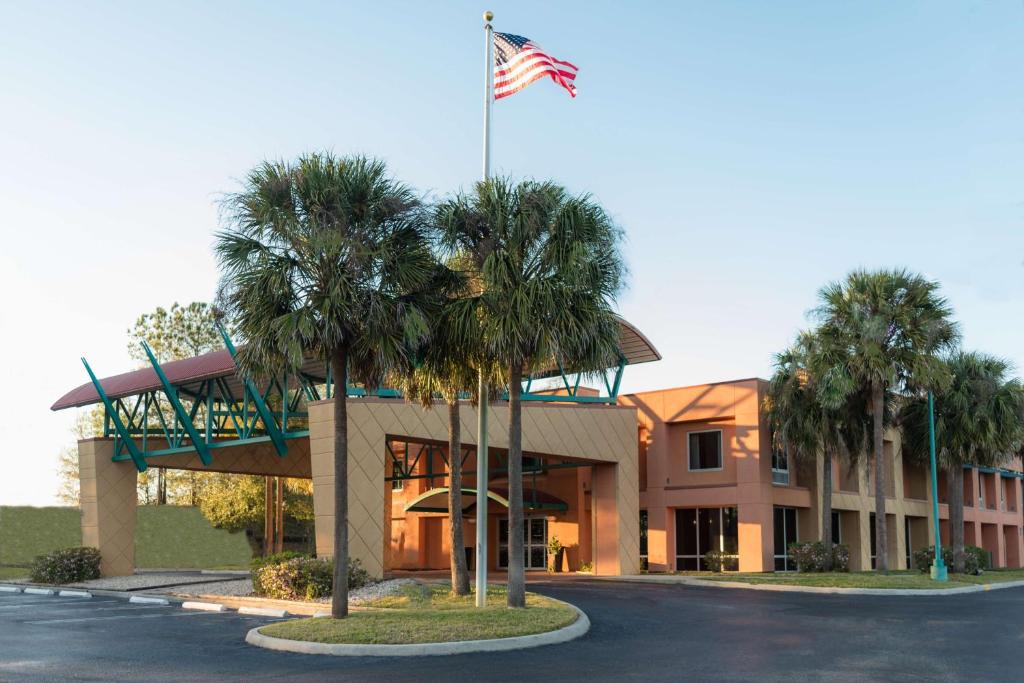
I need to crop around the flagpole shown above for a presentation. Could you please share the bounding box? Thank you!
[475,9,494,609]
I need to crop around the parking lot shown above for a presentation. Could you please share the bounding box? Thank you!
[2,580,1023,682]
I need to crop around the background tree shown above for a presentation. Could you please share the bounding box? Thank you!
[900,352,1024,572]
[814,268,959,572]
[763,331,866,570]
[198,475,314,556]
[437,178,625,607]
[216,153,436,618]
[128,301,223,505]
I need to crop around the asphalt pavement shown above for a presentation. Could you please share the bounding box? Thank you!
[0,579,1019,682]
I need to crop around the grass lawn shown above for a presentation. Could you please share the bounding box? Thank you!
[0,506,251,570]
[681,569,1024,589]
[259,583,578,645]
[0,567,29,581]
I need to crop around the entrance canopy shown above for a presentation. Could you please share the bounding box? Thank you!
[404,487,568,513]
[50,317,658,473]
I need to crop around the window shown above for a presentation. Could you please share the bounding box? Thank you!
[391,478,404,491]
[675,507,738,571]
[639,510,649,571]
[869,512,877,569]
[831,511,841,545]
[774,507,798,571]
[771,448,790,485]
[688,430,723,471]
[523,456,545,473]
[904,517,912,569]
[498,518,548,570]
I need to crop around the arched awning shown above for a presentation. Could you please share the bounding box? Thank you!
[403,487,568,513]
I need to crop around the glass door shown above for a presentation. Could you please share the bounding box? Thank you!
[498,518,548,570]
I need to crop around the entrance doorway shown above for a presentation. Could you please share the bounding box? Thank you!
[499,518,548,570]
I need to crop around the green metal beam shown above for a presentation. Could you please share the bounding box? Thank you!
[140,342,212,466]
[217,324,289,458]
[81,358,147,472]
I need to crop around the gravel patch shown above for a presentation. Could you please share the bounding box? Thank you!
[69,573,223,591]
[348,578,417,605]
[169,578,254,596]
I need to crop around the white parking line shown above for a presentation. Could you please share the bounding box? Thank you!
[25,610,228,625]
[0,600,122,610]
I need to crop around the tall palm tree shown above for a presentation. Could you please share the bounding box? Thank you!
[900,352,1024,573]
[215,153,436,617]
[437,178,625,607]
[764,332,867,570]
[398,257,496,596]
[814,268,959,571]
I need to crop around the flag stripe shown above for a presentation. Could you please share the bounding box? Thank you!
[495,68,577,100]
[495,48,578,78]
[495,52,577,85]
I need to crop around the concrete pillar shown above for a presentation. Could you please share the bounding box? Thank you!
[592,462,639,575]
[309,402,386,579]
[78,438,137,577]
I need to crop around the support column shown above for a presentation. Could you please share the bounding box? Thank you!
[309,401,385,578]
[592,461,639,575]
[78,438,137,577]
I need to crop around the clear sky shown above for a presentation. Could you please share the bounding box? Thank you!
[1,1,1021,506]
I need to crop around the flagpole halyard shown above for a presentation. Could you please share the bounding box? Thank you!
[475,9,494,609]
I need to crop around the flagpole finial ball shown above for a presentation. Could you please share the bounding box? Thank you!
[483,11,493,22]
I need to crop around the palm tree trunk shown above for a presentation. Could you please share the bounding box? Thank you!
[330,346,349,619]
[507,364,526,608]
[950,466,965,573]
[447,399,470,595]
[872,381,888,572]
[822,450,834,571]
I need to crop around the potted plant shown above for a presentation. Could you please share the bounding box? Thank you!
[548,536,564,573]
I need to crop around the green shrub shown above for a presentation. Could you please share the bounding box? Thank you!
[701,550,739,572]
[251,554,371,601]
[29,547,101,584]
[913,545,988,575]
[788,542,850,572]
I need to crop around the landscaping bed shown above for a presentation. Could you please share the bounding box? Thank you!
[682,569,1024,589]
[257,583,578,645]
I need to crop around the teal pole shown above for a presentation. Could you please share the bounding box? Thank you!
[928,390,948,581]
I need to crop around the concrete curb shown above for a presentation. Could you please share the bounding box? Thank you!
[593,574,1024,596]
[239,606,289,618]
[245,600,590,657]
[58,590,92,598]
[129,595,171,605]
[0,586,22,593]
[182,601,228,612]
[23,588,55,596]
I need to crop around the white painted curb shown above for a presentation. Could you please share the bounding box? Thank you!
[182,601,228,612]
[23,588,54,596]
[596,575,1024,596]
[312,611,331,618]
[0,586,21,593]
[245,601,590,657]
[129,596,170,605]
[239,606,288,618]
[58,590,92,598]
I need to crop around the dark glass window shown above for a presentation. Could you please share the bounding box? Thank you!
[774,507,798,571]
[675,507,738,571]
[870,513,877,569]
[639,510,649,570]
[771,448,790,485]
[831,511,841,545]
[688,431,722,470]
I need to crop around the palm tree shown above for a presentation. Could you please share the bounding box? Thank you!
[399,258,494,596]
[899,352,1024,573]
[215,153,436,617]
[437,178,625,607]
[763,331,866,570]
[814,268,959,571]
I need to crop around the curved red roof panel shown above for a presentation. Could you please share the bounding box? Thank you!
[51,350,237,411]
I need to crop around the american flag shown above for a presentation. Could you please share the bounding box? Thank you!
[493,32,578,101]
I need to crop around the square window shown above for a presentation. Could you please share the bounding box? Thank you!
[688,431,723,470]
